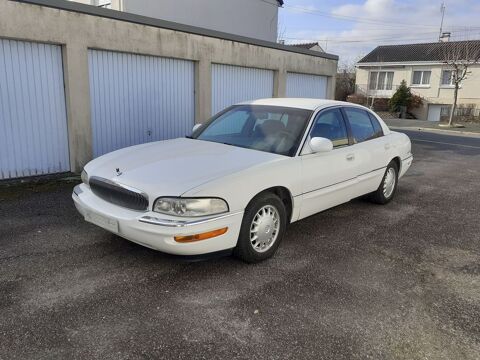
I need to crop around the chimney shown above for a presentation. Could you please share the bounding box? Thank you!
[440,32,451,42]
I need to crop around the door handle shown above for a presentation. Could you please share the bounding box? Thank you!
[346,153,355,161]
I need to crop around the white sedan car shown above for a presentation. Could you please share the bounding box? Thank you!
[73,99,412,263]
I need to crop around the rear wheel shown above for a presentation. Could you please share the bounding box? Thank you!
[234,192,287,263]
[370,161,399,204]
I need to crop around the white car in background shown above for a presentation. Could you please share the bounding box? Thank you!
[73,99,412,263]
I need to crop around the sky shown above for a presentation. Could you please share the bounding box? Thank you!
[278,0,480,68]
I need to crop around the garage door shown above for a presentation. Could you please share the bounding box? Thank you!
[286,72,328,99]
[88,50,195,157]
[0,39,70,180]
[212,64,274,115]
[427,104,448,121]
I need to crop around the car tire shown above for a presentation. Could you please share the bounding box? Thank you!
[370,160,399,205]
[234,192,287,263]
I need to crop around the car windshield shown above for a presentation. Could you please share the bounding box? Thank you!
[192,105,312,156]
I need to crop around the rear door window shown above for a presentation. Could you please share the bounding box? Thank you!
[368,112,384,137]
[344,108,377,143]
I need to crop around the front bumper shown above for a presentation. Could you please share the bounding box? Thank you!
[72,184,243,255]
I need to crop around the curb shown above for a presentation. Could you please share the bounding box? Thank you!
[389,126,480,138]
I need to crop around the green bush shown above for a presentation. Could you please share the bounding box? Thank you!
[389,80,411,112]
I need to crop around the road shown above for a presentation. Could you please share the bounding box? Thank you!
[1,130,479,360]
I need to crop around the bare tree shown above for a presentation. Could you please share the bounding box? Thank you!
[442,41,480,126]
[335,59,357,101]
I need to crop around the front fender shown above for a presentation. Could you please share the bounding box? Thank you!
[182,157,302,215]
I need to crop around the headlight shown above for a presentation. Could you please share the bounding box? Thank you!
[81,170,89,185]
[153,197,228,217]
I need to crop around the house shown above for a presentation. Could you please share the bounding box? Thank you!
[289,42,325,52]
[355,39,480,121]
[69,0,284,42]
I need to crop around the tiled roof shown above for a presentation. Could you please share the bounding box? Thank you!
[358,40,480,63]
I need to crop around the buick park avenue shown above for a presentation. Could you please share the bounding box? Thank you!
[73,99,412,263]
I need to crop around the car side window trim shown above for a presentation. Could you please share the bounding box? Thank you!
[339,107,355,146]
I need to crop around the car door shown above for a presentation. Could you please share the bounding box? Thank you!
[299,107,358,219]
[342,107,392,196]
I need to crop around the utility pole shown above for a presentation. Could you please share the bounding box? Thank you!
[439,2,446,41]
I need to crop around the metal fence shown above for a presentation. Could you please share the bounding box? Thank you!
[355,84,399,98]
[441,105,480,118]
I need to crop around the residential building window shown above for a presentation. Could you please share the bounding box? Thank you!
[368,71,394,90]
[412,70,431,85]
[441,70,455,86]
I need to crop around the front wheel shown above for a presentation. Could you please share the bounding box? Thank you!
[234,192,287,263]
[370,161,399,204]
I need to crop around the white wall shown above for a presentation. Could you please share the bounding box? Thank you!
[122,0,279,42]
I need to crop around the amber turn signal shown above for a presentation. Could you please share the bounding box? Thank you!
[174,227,228,243]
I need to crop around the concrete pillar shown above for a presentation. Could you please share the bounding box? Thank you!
[195,59,212,123]
[62,42,93,172]
[274,69,287,97]
[327,74,336,100]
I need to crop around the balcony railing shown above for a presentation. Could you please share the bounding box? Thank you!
[355,84,399,98]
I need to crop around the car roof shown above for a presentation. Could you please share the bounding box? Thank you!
[236,98,352,111]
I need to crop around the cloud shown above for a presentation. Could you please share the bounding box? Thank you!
[333,0,394,18]
[284,4,320,14]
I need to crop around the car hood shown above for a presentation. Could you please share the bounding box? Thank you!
[85,138,284,197]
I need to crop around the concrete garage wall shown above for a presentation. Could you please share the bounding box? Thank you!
[0,0,338,173]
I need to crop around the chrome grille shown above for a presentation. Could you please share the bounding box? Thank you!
[89,177,148,211]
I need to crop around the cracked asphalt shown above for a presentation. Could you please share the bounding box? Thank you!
[1,130,479,359]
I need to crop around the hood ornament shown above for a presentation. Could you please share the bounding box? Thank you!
[115,168,122,176]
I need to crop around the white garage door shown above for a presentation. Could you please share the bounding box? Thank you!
[427,104,443,122]
[212,64,274,115]
[286,72,328,99]
[0,39,70,180]
[88,50,195,157]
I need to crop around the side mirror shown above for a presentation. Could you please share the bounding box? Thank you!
[309,137,333,153]
[192,123,202,133]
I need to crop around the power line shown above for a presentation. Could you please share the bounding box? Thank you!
[281,4,442,28]
[281,31,480,44]
[282,33,440,43]
[280,4,480,30]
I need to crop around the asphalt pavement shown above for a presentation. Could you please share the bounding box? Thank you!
[1,130,479,359]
